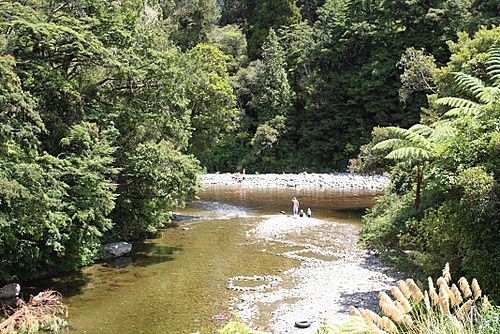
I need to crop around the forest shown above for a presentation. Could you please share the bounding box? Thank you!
[0,0,499,303]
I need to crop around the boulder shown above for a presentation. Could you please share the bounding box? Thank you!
[0,283,21,299]
[103,241,132,257]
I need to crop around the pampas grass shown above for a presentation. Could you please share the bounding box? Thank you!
[350,263,494,334]
[405,279,423,303]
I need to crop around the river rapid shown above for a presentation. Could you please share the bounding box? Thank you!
[23,173,400,334]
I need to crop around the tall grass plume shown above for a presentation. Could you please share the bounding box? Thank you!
[350,263,496,333]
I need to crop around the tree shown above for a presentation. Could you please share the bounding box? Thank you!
[184,44,239,167]
[167,0,218,50]
[373,123,454,209]
[208,24,249,74]
[296,0,326,24]
[0,53,49,281]
[46,122,119,269]
[0,54,44,161]
[398,48,438,103]
[0,0,205,281]
[219,0,245,26]
[249,30,293,123]
[247,29,294,171]
[110,141,202,239]
[242,0,302,60]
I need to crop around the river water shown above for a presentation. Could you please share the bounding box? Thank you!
[25,184,381,334]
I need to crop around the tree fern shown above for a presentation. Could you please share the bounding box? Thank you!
[373,126,435,160]
[372,123,453,209]
[437,45,500,117]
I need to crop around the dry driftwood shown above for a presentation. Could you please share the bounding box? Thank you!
[0,290,67,333]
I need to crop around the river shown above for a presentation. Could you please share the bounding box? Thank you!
[24,184,382,334]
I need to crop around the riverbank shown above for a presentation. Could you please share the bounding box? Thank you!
[199,174,401,334]
[199,172,390,191]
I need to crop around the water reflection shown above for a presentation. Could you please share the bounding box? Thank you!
[22,185,382,333]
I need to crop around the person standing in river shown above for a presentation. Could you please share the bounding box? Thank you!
[292,197,299,216]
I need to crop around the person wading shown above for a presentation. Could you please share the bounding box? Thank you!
[292,197,299,216]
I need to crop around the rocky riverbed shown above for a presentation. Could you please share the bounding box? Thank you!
[199,172,390,191]
[200,173,402,334]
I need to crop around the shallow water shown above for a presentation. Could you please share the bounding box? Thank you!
[24,185,382,334]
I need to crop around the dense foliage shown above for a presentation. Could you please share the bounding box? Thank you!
[0,1,209,282]
[358,28,500,302]
[0,0,499,299]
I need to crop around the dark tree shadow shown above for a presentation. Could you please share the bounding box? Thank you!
[337,253,404,314]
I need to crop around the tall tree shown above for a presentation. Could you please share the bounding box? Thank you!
[184,43,239,167]
[219,0,245,26]
[242,0,302,60]
[296,0,326,24]
[49,122,119,269]
[246,29,294,171]
[110,141,201,239]
[0,53,48,281]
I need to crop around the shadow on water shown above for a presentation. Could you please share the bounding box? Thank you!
[22,244,182,300]
[129,244,183,267]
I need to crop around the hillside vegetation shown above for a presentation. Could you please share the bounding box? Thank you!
[0,0,499,305]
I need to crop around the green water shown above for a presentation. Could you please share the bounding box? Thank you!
[24,185,381,333]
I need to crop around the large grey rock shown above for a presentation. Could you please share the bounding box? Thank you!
[103,241,132,257]
[0,283,21,299]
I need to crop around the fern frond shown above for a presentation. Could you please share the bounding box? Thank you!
[373,138,408,151]
[383,126,409,137]
[478,86,500,104]
[443,106,483,118]
[436,96,480,109]
[386,147,432,160]
[409,124,432,137]
[429,123,456,143]
[401,130,433,150]
[488,64,500,82]
[453,72,485,99]
[485,46,500,84]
